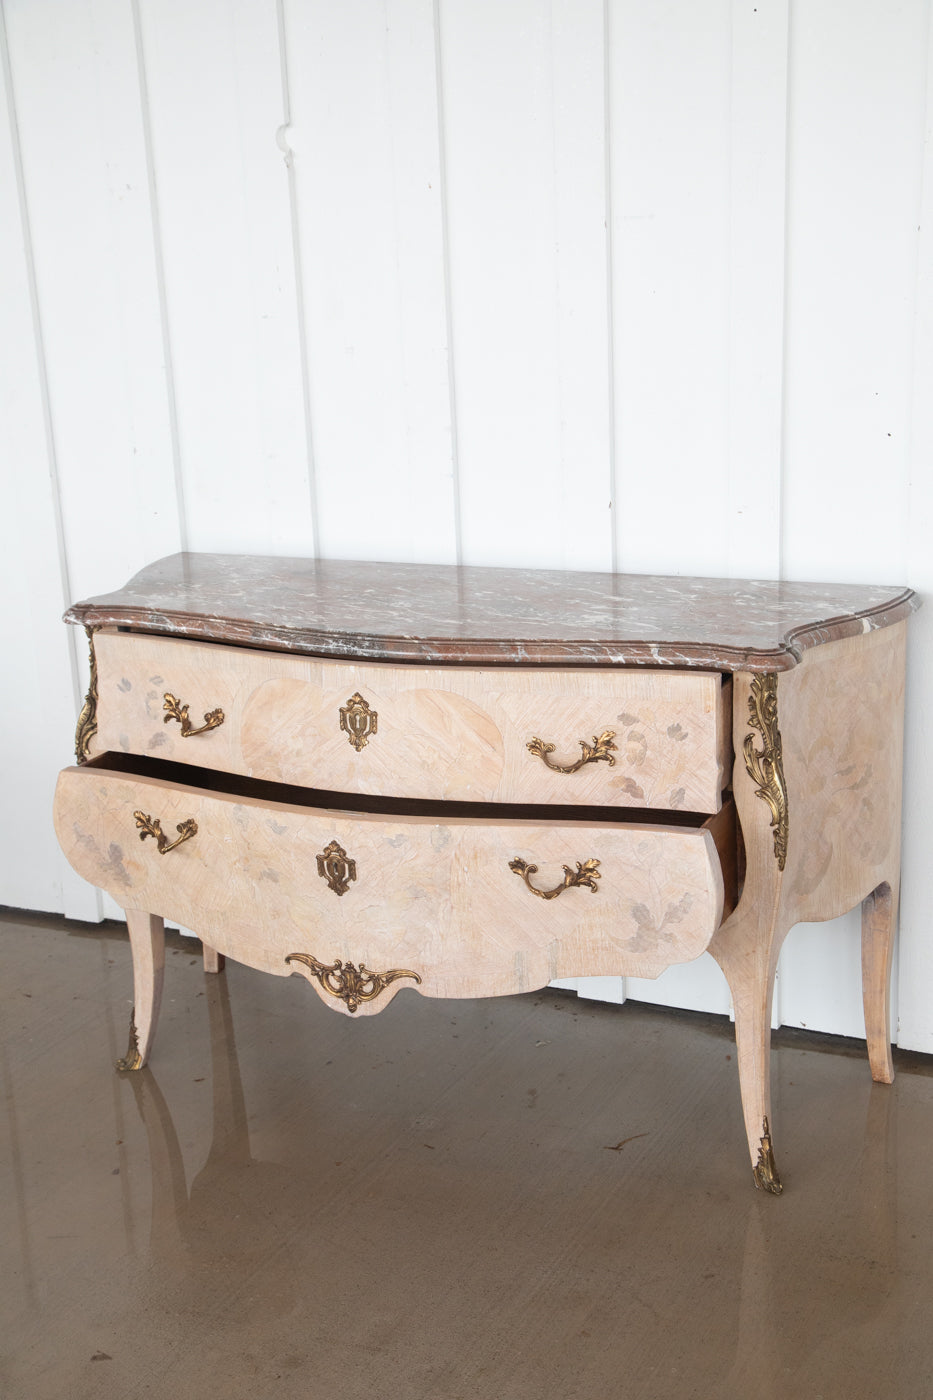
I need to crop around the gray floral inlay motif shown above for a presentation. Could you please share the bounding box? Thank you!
[625,732,648,766]
[631,893,694,935]
[104,842,132,889]
[615,776,645,801]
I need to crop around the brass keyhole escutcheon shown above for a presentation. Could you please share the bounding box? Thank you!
[339,692,378,751]
[316,839,357,896]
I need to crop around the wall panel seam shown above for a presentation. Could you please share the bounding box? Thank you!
[903,0,933,532]
[897,0,933,1050]
[603,0,619,575]
[431,0,463,566]
[276,0,320,559]
[130,0,188,555]
[0,0,77,691]
[1,0,101,918]
[777,0,794,585]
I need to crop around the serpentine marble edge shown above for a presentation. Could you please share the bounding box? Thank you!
[64,553,917,672]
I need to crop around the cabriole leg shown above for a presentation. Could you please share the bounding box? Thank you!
[116,909,165,1071]
[861,879,898,1085]
[711,934,784,1196]
[731,964,783,1196]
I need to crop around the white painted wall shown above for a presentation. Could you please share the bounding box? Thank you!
[2,0,931,1048]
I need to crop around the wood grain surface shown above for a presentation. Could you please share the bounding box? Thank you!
[91,630,730,813]
[54,764,731,1012]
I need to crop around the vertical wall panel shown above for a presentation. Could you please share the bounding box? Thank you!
[897,2,933,1053]
[781,0,922,584]
[284,0,457,565]
[550,0,615,571]
[609,0,731,576]
[138,0,313,555]
[440,0,613,570]
[606,0,786,1020]
[4,0,182,607]
[774,0,929,1042]
[0,8,99,919]
[725,0,788,581]
[3,0,184,920]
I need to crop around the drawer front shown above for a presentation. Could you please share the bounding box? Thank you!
[54,766,730,1007]
[91,631,730,813]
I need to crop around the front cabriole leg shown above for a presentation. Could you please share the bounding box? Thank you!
[116,909,166,1070]
[735,956,783,1195]
[709,669,789,1193]
[709,924,784,1195]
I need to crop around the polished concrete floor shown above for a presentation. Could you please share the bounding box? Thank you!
[2,909,933,1400]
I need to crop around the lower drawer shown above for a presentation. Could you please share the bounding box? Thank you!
[54,760,736,1013]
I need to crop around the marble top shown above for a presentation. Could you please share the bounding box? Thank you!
[64,553,918,672]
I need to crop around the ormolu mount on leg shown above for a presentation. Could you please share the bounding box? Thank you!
[752,1117,782,1195]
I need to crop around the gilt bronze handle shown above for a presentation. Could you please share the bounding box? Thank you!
[508,856,601,900]
[163,692,225,737]
[526,729,616,774]
[133,810,198,854]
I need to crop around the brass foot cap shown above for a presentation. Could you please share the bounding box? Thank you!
[753,1115,783,1194]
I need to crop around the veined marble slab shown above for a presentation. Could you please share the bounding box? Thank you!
[65,553,918,672]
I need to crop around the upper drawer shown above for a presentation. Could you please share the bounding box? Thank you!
[89,630,731,813]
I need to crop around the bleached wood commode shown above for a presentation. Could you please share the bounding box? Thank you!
[53,555,917,1193]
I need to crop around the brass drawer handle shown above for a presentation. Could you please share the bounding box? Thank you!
[134,810,198,854]
[526,729,616,774]
[286,953,422,1012]
[163,692,225,737]
[509,856,601,900]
